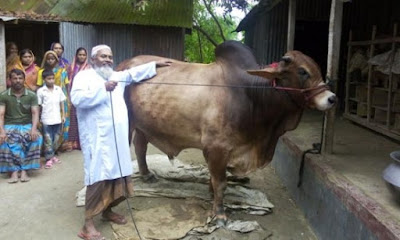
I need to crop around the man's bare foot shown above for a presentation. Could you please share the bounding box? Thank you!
[7,171,18,184]
[20,170,30,182]
[78,219,105,240]
[102,209,127,225]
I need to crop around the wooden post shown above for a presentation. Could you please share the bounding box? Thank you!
[287,0,296,51]
[322,0,343,154]
[344,30,352,115]
[0,20,6,91]
[386,23,398,128]
[366,26,377,123]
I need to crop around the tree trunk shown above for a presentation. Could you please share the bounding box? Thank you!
[193,25,219,47]
[202,0,226,42]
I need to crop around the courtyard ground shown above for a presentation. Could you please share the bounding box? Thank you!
[0,145,316,240]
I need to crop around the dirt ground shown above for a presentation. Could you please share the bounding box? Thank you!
[0,144,317,240]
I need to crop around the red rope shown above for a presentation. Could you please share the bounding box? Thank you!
[271,79,330,106]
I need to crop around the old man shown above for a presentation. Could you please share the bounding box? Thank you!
[71,44,170,240]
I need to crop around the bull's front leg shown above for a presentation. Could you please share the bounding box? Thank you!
[203,146,229,226]
[133,129,157,182]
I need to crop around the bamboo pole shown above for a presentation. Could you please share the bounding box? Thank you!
[0,20,6,91]
[287,0,296,51]
[386,23,398,128]
[366,26,377,123]
[345,30,352,115]
[322,0,343,154]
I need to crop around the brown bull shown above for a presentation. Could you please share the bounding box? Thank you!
[117,41,336,224]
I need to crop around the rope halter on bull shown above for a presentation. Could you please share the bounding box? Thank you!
[249,61,331,108]
[248,61,329,188]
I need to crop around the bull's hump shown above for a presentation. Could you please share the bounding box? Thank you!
[215,41,258,70]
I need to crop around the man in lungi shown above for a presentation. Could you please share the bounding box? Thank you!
[0,68,42,183]
[71,44,170,240]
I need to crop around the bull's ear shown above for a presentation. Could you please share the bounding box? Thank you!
[247,67,280,79]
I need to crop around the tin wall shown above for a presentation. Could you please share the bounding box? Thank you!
[60,22,185,65]
[246,0,289,65]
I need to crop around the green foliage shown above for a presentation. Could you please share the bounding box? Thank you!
[121,0,256,63]
[184,1,242,63]
[216,0,252,15]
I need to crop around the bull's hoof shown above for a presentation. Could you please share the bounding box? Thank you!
[227,175,250,184]
[215,217,227,227]
[214,214,227,227]
[141,172,158,183]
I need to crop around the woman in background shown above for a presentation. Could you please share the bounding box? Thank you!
[19,49,40,92]
[66,47,90,150]
[5,42,20,88]
[6,42,18,57]
[50,42,69,69]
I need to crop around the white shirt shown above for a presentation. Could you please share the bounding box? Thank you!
[37,85,66,125]
[70,62,157,185]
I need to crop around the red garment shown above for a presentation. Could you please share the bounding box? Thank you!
[66,52,90,148]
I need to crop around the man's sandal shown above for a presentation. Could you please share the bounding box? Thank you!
[77,231,105,240]
[44,160,53,169]
[7,177,18,183]
[51,157,61,164]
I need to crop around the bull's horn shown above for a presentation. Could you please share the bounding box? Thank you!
[247,69,277,79]
[281,56,292,64]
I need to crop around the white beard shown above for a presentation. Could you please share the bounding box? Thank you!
[94,65,114,80]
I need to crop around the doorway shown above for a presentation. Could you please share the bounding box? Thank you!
[294,20,329,79]
[5,20,59,65]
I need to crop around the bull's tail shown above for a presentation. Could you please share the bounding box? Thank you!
[124,84,135,145]
[168,155,175,166]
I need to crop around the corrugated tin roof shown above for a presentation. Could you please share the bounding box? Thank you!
[0,0,193,28]
[235,0,282,32]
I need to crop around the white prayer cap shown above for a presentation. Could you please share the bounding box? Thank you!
[91,44,111,58]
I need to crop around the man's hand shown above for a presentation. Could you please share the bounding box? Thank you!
[30,128,39,142]
[61,116,66,124]
[105,81,118,91]
[0,130,6,145]
[155,60,172,68]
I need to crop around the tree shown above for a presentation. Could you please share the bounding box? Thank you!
[123,0,258,63]
[186,0,256,63]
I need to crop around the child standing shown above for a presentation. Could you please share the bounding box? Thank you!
[37,69,66,169]
[37,50,70,152]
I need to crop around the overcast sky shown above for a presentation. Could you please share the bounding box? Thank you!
[215,1,257,24]
[215,1,257,40]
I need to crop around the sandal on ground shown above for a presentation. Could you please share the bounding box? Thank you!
[51,157,61,164]
[77,231,105,240]
[20,176,30,182]
[44,160,53,169]
[102,213,128,225]
[7,177,18,184]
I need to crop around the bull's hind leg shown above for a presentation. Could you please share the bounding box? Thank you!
[133,129,157,182]
[203,146,229,226]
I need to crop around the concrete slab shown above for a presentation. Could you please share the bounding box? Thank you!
[273,110,400,240]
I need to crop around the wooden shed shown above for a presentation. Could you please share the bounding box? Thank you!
[0,0,193,90]
[236,0,400,149]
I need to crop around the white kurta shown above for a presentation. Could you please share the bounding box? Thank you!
[70,62,156,185]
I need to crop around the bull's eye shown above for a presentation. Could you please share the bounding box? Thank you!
[298,68,310,81]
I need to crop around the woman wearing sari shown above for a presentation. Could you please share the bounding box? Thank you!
[19,49,40,91]
[37,51,70,152]
[6,42,18,57]
[50,42,69,69]
[66,47,90,150]
[6,42,21,88]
